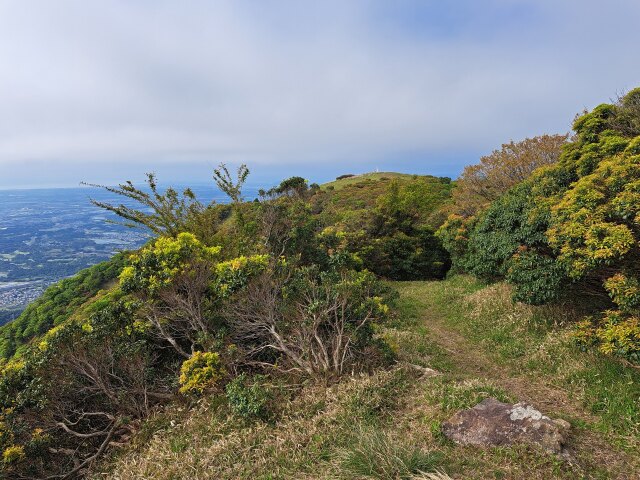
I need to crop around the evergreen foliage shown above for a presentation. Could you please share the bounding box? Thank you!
[0,255,126,358]
[438,88,640,362]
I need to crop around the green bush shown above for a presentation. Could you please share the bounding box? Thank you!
[225,373,271,420]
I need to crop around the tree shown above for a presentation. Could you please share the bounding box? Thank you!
[450,134,567,218]
[83,172,205,237]
[259,176,310,199]
[213,163,250,204]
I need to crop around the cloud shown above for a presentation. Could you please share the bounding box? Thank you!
[0,0,639,186]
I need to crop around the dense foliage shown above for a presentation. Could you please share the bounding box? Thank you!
[314,175,452,280]
[0,254,126,359]
[438,88,640,362]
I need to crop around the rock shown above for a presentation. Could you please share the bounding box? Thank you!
[441,397,570,454]
[406,363,441,378]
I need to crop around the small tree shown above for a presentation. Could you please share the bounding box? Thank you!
[213,163,250,204]
[83,172,205,237]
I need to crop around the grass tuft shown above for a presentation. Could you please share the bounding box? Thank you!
[334,427,444,479]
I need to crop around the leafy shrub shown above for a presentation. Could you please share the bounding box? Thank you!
[438,88,640,349]
[506,250,566,305]
[435,214,473,273]
[225,373,271,420]
[596,313,640,360]
[605,274,640,312]
[179,351,225,395]
[120,232,221,295]
[121,233,268,358]
[2,445,24,464]
[574,312,640,362]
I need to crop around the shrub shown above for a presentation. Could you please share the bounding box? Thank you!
[179,351,225,395]
[119,232,221,296]
[225,373,271,420]
[121,234,268,358]
[2,445,24,464]
[227,267,394,377]
[506,251,566,305]
[574,312,640,363]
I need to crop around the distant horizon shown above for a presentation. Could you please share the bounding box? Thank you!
[0,169,455,192]
[0,162,464,191]
[1,1,638,188]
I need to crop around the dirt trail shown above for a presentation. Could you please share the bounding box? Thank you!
[399,286,640,479]
[418,307,592,421]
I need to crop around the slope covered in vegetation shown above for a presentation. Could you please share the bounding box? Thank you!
[93,277,640,479]
[0,167,453,478]
[0,254,126,358]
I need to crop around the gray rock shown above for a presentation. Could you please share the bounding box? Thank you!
[441,397,570,454]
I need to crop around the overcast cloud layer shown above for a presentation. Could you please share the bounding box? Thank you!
[0,0,639,188]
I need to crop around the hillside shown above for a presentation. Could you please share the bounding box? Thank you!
[0,173,451,362]
[93,277,640,479]
[0,254,126,359]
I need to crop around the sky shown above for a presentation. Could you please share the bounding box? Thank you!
[0,0,639,189]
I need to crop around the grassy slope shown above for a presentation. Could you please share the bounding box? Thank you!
[315,172,451,229]
[94,277,640,479]
[321,172,420,191]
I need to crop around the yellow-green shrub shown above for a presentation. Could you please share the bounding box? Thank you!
[178,351,225,395]
[575,312,640,362]
[2,445,24,464]
[120,232,221,295]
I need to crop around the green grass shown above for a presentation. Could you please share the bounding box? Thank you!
[321,172,419,191]
[335,427,444,479]
[395,277,640,444]
[427,379,512,413]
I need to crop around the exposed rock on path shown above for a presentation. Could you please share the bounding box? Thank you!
[442,397,571,454]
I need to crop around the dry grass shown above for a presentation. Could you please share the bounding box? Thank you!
[409,473,454,480]
[94,368,433,479]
